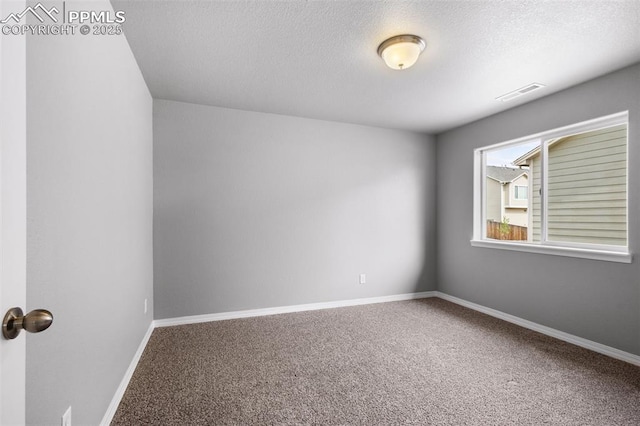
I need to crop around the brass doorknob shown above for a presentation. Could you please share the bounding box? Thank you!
[2,307,53,340]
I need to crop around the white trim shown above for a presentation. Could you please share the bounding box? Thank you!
[624,121,630,247]
[102,289,640,423]
[541,111,628,142]
[100,322,155,426]
[154,292,437,327]
[101,291,436,422]
[470,239,632,263]
[473,150,483,241]
[101,291,435,423]
[474,111,631,257]
[541,137,548,241]
[480,111,628,153]
[436,292,640,367]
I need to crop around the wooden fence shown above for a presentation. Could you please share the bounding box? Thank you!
[486,220,528,241]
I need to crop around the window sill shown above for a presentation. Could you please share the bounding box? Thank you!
[470,239,632,264]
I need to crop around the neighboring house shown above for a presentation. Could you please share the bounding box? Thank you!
[485,166,529,227]
[514,124,626,246]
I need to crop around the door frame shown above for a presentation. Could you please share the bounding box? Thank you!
[0,0,27,423]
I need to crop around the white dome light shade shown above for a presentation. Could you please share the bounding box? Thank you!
[377,35,426,70]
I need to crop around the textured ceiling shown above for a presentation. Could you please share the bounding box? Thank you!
[111,0,640,133]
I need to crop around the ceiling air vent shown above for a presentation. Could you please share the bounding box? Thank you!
[495,83,545,102]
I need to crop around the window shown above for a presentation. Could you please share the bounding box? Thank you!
[472,112,631,263]
[514,185,528,200]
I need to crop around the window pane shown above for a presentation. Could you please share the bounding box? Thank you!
[484,140,538,241]
[515,186,528,200]
[546,124,627,246]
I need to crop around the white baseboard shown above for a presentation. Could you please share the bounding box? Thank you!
[154,291,437,327]
[103,289,640,424]
[100,321,155,426]
[436,291,640,367]
[101,291,435,423]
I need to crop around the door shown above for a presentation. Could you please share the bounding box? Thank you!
[0,0,27,423]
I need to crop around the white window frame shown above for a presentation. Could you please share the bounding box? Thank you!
[472,111,631,263]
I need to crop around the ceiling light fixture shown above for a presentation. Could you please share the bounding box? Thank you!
[377,34,426,70]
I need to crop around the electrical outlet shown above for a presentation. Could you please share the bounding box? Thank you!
[359,274,366,285]
[144,298,148,314]
[61,406,71,426]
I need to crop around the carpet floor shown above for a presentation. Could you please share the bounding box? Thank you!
[112,298,640,425]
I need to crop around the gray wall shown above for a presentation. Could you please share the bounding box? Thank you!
[154,100,436,319]
[25,1,154,424]
[436,64,640,356]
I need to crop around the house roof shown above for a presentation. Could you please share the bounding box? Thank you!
[513,146,541,166]
[513,137,564,165]
[486,166,527,183]
[514,122,626,165]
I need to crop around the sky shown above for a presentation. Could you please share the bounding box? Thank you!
[486,140,539,167]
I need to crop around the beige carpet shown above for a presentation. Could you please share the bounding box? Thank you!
[112,298,640,425]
